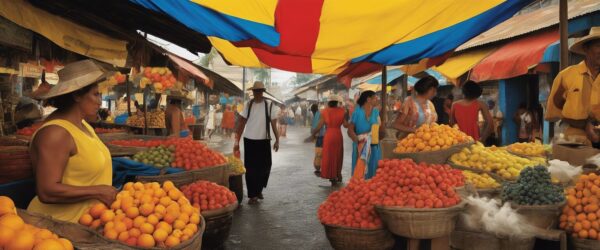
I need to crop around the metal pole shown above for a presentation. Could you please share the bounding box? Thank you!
[381,66,387,123]
[559,0,569,70]
[242,67,247,103]
[143,87,148,135]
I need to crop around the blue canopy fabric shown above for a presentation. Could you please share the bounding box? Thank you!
[112,157,184,189]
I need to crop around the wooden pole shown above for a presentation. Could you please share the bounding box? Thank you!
[381,66,387,123]
[143,87,148,135]
[126,74,131,116]
[242,67,247,102]
[559,0,569,70]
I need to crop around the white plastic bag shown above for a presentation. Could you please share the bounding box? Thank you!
[548,159,582,184]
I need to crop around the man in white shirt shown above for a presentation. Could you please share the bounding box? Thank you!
[234,81,280,204]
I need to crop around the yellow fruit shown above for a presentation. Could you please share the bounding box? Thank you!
[185,223,198,234]
[147,214,159,226]
[140,223,154,234]
[0,214,25,231]
[163,181,176,192]
[114,221,127,233]
[100,210,115,223]
[190,214,200,225]
[152,228,168,242]
[58,238,73,250]
[137,234,155,248]
[156,222,173,234]
[125,207,139,219]
[133,216,146,228]
[139,203,154,217]
[88,203,107,219]
[8,229,35,250]
[129,228,141,238]
[118,231,130,242]
[35,229,55,244]
[104,229,118,240]
[0,196,16,217]
[78,214,93,226]
[133,182,145,191]
[33,238,65,250]
[173,220,186,230]
[154,204,166,215]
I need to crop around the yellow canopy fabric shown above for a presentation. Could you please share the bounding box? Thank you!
[0,0,128,67]
[433,48,494,84]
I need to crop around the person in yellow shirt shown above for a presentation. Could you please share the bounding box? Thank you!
[546,27,600,144]
[28,60,117,223]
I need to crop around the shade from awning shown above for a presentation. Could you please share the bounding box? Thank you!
[131,0,531,86]
[0,0,128,66]
[433,48,495,84]
[470,30,559,82]
[166,54,212,88]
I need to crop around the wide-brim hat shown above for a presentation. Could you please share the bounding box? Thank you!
[328,94,343,103]
[248,81,266,91]
[40,59,113,100]
[570,26,600,55]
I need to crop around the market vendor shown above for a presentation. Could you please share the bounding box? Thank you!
[546,27,600,145]
[27,59,117,223]
[165,90,191,137]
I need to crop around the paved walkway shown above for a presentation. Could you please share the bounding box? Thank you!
[208,126,353,250]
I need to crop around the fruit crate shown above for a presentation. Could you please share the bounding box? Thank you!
[200,202,238,250]
[322,224,394,250]
[393,142,473,165]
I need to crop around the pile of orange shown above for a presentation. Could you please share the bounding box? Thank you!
[0,196,73,250]
[79,181,201,248]
[394,123,472,153]
[559,173,600,240]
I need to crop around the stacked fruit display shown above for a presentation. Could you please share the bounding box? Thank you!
[450,143,545,180]
[132,146,175,168]
[139,67,183,93]
[0,196,74,250]
[127,111,166,128]
[462,171,500,189]
[318,159,464,229]
[181,181,237,212]
[560,173,600,240]
[507,142,546,157]
[16,123,43,137]
[502,166,565,205]
[111,139,166,148]
[394,124,472,153]
[78,181,201,248]
[226,156,246,175]
[94,128,125,134]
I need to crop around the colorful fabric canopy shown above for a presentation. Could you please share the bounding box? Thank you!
[433,48,495,84]
[470,30,559,82]
[131,0,531,86]
[166,54,212,88]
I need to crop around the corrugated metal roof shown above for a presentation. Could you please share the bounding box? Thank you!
[291,75,336,95]
[457,0,600,51]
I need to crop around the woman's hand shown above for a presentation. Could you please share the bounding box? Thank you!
[94,185,118,206]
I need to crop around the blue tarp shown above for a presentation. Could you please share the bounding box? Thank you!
[365,68,445,87]
[112,157,184,189]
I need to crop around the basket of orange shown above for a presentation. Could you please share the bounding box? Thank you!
[393,124,473,164]
[559,173,600,249]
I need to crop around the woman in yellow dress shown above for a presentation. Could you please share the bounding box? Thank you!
[27,60,117,223]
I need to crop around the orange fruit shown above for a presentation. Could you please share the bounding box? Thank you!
[0,196,16,217]
[178,214,190,224]
[154,189,166,198]
[173,220,186,230]
[78,214,93,226]
[567,196,578,207]
[165,235,181,247]
[120,197,134,211]
[172,229,183,238]
[125,237,137,246]
[58,238,73,250]
[110,200,121,210]
[139,203,154,217]
[35,229,55,244]
[125,207,139,219]
[8,229,35,250]
[0,227,15,247]
[140,195,153,204]
[163,213,177,224]
[114,221,127,234]
[140,223,154,234]
[0,214,25,230]
[154,204,166,215]
[147,214,159,226]
[152,228,168,242]
[33,238,65,250]
[156,222,172,234]
[574,222,583,232]
[159,197,172,207]
[104,229,118,240]
[182,228,194,237]
[129,228,141,238]
[590,229,598,239]
[181,234,190,242]
[190,214,200,225]
[100,210,115,223]
[577,213,587,221]
[137,234,155,248]
[118,231,130,242]
[185,223,198,234]
[593,221,600,231]
[122,218,133,230]
[133,182,145,191]
[579,229,589,239]
[88,203,107,219]
[588,213,597,221]
[124,182,134,191]
[129,217,142,230]
[104,221,115,231]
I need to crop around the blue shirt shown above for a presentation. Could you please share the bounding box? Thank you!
[312,111,326,137]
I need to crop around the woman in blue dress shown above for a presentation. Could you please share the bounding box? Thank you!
[348,91,382,179]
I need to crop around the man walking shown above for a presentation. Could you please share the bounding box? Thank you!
[234,81,280,204]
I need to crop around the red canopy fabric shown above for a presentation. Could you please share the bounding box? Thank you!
[167,54,212,88]
[470,30,559,82]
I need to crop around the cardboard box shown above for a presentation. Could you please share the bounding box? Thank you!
[552,143,600,166]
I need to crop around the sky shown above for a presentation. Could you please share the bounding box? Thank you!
[143,32,296,85]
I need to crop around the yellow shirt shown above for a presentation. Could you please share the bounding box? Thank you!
[546,61,600,121]
[27,119,112,223]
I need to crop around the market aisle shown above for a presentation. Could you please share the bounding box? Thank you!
[210,126,353,250]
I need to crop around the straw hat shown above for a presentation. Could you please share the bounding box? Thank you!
[328,94,343,103]
[570,26,600,55]
[40,59,113,100]
[248,81,266,91]
[168,88,192,101]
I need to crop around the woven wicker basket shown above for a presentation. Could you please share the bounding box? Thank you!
[136,163,230,187]
[322,224,394,250]
[18,209,205,250]
[571,237,600,250]
[510,201,565,229]
[375,202,466,239]
[393,142,473,164]
[202,210,235,250]
[450,229,535,250]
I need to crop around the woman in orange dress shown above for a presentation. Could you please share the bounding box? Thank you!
[221,105,236,137]
[311,95,349,185]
